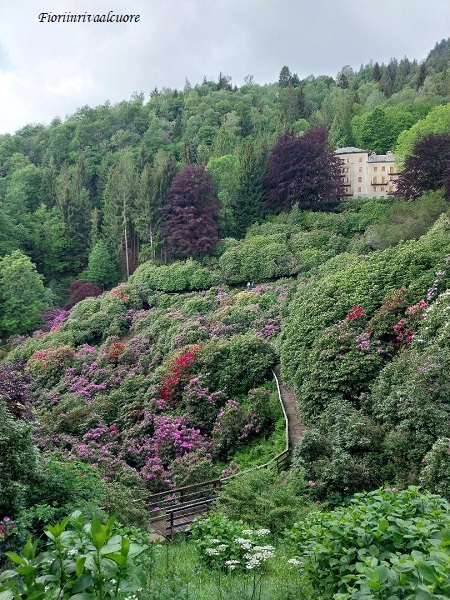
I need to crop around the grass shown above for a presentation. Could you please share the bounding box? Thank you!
[142,537,311,600]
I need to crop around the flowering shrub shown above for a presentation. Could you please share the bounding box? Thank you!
[108,341,125,365]
[41,308,70,332]
[27,346,75,385]
[182,375,224,434]
[212,400,246,459]
[347,305,365,321]
[159,345,202,407]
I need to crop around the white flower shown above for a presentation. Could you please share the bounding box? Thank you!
[234,537,253,550]
[205,547,221,556]
[242,529,254,535]
[255,528,270,536]
[288,557,301,566]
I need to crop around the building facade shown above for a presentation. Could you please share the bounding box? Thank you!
[336,147,398,198]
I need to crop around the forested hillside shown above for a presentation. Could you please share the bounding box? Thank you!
[2,39,450,600]
[0,38,450,330]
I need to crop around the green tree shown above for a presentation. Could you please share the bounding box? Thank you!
[103,152,137,278]
[82,239,117,289]
[205,154,241,237]
[235,137,269,236]
[0,250,52,336]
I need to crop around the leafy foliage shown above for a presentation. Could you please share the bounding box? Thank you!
[395,133,450,199]
[264,129,342,213]
[162,164,220,258]
[0,512,149,599]
[287,487,450,600]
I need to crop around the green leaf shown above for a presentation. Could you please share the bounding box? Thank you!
[104,553,127,567]
[16,565,36,577]
[23,538,36,561]
[4,552,27,566]
[379,519,389,531]
[75,557,86,578]
[89,518,107,550]
[71,573,94,594]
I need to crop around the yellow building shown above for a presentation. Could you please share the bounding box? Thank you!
[336,147,398,198]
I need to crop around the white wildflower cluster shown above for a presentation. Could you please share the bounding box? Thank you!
[205,547,222,556]
[67,548,77,556]
[234,537,253,550]
[205,539,229,556]
[287,557,301,566]
[124,595,138,600]
[225,559,241,570]
[243,545,275,570]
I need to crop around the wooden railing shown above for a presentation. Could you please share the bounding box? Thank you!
[148,368,291,538]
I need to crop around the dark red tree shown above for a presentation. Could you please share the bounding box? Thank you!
[263,129,342,213]
[64,280,102,310]
[161,165,220,258]
[395,133,450,200]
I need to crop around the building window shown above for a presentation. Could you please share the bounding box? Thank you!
[382,176,385,183]
[389,186,394,192]
[358,187,362,192]
[347,158,350,163]
[374,166,378,172]
[358,176,362,182]
[382,166,386,171]
[381,187,385,192]
[358,167,362,173]
[359,157,363,163]
[390,166,394,173]
[373,176,377,184]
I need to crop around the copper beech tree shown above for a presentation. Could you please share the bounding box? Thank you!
[263,128,342,214]
[395,133,450,200]
[162,164,220,259]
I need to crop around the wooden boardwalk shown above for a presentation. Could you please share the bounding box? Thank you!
[149,367,307,540]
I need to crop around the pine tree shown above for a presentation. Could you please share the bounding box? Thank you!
[103,153,137,278]
[82,240,117,288]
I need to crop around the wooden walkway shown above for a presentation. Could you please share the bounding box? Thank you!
[149,367,307,540]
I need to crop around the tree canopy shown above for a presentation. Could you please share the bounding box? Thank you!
[161,164,220,258]
[263,129,342,213]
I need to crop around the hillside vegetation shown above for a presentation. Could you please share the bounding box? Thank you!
[2,39,450,600]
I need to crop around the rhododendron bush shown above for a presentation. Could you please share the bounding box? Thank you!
[12,281,287,499]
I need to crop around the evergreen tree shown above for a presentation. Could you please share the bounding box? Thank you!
[235,138,269,236]
[103,153,137,278]
[82,240,117,288]
[279,66,292,88]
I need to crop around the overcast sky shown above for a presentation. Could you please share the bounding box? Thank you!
[0,0,449,135]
